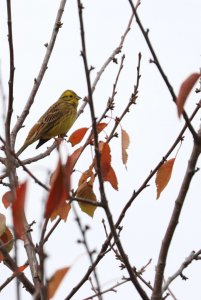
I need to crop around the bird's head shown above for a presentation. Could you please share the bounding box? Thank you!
[60,90,81,105]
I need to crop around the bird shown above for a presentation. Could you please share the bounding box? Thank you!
[16,89,81,156]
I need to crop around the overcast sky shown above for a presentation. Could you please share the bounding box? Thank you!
[1,1,201,299]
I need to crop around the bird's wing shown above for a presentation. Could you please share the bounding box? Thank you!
[24,104,67,145]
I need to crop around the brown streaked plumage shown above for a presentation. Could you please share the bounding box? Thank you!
[16,90,81,156]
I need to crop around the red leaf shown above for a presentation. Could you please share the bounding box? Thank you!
[68,127,88,146]
[69,146,83,169]
[99,142,111,177]
[45,158,71,219]
[2,191,12,208]
[177,73,200,117]
[103,166,118,190]
[48,267,70,299]
[12,182,27,240]
[155,158,175,199]
[0,227,14,262]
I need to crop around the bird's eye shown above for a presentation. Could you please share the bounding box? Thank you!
[70,95,73,98]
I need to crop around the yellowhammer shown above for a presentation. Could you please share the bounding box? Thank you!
[17,90,81,156]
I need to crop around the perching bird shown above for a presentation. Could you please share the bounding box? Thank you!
[16,90,81,156]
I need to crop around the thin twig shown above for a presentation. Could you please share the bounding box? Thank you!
[72,204,103,300]
[127,0,199,142]
[152,135,201,300]
[0,136,49,191]
[83,277,131,300]
[11,0,67,150]
[65,100,201,300]
[107,52,141,142]
[77,8,137,119]
[77,1,149,299]
[162,250,201,293]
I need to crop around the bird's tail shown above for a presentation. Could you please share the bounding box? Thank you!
[16,143,28,156]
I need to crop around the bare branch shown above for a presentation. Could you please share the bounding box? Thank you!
[11,0,67,150]
[152,135,201,299]
[162,250,201,293]
[127,0,199,142]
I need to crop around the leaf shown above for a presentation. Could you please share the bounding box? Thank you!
[76,181,97,217]
[155,158,175,199]
[97,142,118,190]
[45,158,71,220]
[177,73,200,117]
[12,182,27,239]
[89,123,108,143]
[0,227,14,262]
[13,263,28,275]
[96,122,108,133]
[0,213,6,237]
[99,142,111,177]
[78,166,93,187]
[48,267,70,299]
[121,129,130,168]
[69,146,83,169]
[103,166,118,190]
[2,191,12,208]
[50,202,71,222]
[68,127,88,146]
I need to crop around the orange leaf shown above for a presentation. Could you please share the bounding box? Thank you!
[68,127,88,147]
[45,158,71,220]
[155,158,175,199]
[13,263,28,275]
[12,182,27,240]
[89,123,108,144]
[97,122,108,133]
[121,129,130,168]
[48,267,69,299]
[0,227,14,262]
[50,202,71,222]
[177,73,200,117]
[76,181,97,217]
[103,166,118,190]
[70,146,83,169]
[2,191,12,208]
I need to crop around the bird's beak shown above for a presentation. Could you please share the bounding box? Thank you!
[77,95,82,100]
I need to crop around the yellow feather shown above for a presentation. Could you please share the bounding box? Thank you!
[16,90,81,156]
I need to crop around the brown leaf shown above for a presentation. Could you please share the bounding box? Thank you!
[78,166,94,187]
[177,73,200,117]
[2,191,12,208]
[0,213,6,237]
[121,129,130,168]
[48,267,70,299]
[68,127,88,146]
[45,158,71,220]
[12,182,27,239]
[76,181,97,217]
[103,166,118,190]
[155,158,175,199]
[0,227,14,262]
